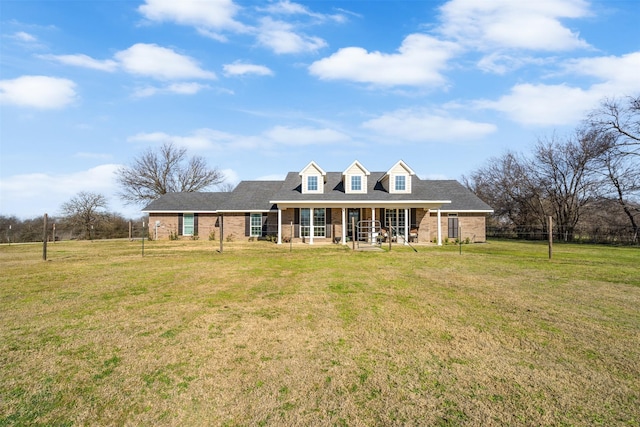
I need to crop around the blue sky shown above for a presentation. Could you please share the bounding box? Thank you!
[1,0,639,219]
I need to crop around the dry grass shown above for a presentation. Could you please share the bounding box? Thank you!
[1,239,639,426]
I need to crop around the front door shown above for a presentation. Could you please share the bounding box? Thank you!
[347,208,360,240]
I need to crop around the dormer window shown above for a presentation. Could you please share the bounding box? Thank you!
[351,175,362,191]
[308,176,318,192]
[343,160,369,194]
[299,161,326,194]
[382,160,415,194]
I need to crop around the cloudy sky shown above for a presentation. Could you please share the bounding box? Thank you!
[1,0,639,219]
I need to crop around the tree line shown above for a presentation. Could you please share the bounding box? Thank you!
[1,143,226,243]
[464,95,640,244]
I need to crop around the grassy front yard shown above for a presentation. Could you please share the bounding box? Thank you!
[1,240,639,426]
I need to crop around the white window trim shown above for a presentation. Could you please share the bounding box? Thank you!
[350,175,362,193]
[390,174,410,194]
[250,213,262,237]
[183,213,194,236]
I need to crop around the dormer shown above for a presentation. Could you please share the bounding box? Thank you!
[343,160,370,194]
[380,160,415,194]
[299,161,326,194]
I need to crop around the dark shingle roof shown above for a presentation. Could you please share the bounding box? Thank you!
[142,174,492,213]
[421,180,493,211]
[142,192,230,212]
[218,181,283,212]
[269,172,492,211]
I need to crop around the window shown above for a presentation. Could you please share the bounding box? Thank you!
[314,208,326,237]
[395,175,406,191]
[300,208,325,237]
[385,209,406,236]
[351,175,362,191]
[448,214,459,239]
[183,213,194,236]
[307,175,318,191]
[300,208,310,237]
[250,213,262,237]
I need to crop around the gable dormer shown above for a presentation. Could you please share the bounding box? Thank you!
[381,160,415,194]
[299,161,326,194]
[343,160,370,194]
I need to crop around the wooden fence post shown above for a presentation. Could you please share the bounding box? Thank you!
[219,215,224,253]
[548,216,553,260]
[42,213,48,261]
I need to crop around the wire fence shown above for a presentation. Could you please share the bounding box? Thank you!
[487,225,639,245]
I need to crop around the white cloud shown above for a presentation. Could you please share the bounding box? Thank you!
[218,168,240,186]
[127,129,235,150]
[39,53,118,72]
[565,52,640,94]
[11,31,37,42]
[0,75,77,109]
[223,62,273,77]
[476,52,547,75]
[263,125,350,145]
[127,125,350,152]
[132,83,209,98]
[167,82,209,94]
[0,164,122,218]
[438,0,591,51]
[260,0,346,23]
[115,43,216,80]
[479,52,640,126]
[309,34,458,87]
[479,83,596,126]
[138,0,246,33]
[362,109,497,142]
[257,17,327,54]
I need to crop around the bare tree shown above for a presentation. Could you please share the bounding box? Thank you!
[464,151,548,236]
[217,182,237,192]
[587,96,640,240]
[116,143,224,205]
[588,95,640,156]
[60,192,108,240]
[532,130,606,241]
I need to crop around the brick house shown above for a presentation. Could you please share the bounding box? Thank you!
[142,160,493,245]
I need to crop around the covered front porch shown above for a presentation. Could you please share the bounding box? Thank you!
[273,202,449,246]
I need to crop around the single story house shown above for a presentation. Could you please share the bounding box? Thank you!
[142,160,493,245]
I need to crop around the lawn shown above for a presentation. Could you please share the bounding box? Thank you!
[1,239,639,426]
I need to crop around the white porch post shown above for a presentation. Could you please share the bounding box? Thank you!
[437,209,442,246]
[371,207,376,243]
[404,208,409,245]
[277,208,282,245]
[341,208,346,245]
[309,207,314,245]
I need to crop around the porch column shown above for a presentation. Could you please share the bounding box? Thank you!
[437,209,442,246]
[309,207,314,245]
[404,208,409,245]
[341,208,346,245]
[277,208,282,245]
[371,207,376,243]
